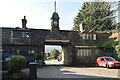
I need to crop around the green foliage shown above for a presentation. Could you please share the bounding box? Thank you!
[102,40,119,48]
[36,54,44,60]
[50,49,60,59]
[73,1,115,31]
[8,56,27,73]
[98,30,120,34]
[115,42,120,60]
[102,41,120,61]
[117,23,120,30]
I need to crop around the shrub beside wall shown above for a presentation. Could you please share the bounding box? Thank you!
[8,56,27,73]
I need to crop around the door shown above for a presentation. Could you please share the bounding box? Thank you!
[99,58,106,67]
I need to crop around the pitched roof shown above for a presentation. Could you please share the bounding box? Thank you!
[2,27,50,45]
[1,27,112,47]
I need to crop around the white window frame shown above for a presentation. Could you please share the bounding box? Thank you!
[89,34,92,40]
[86,34,89,40]
[93,34,96,40]
[82,34,86,39]
[77,49,92,56]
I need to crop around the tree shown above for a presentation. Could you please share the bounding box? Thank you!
[102,40,118,48]
[117,23,120,31]
[72,1,115,31]
[115,41,120,61]
[102,40,120,61]
[50,49,60,59]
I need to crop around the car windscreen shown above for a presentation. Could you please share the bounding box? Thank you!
[105,58,116,61]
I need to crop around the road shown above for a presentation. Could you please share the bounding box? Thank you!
[35,59,120,79]
[22,60,120,79]
[36,66,119,79]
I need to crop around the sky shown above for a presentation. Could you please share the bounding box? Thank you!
[45,45,62,52]
[0,0,119,30]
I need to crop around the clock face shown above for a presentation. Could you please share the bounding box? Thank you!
[53,21,57,27]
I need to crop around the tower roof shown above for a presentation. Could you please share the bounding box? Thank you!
[51,12,60,19]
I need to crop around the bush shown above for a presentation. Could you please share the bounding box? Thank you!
[8,56,27,73]
[36,54,44,60]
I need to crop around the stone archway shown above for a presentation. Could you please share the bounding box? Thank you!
[44,40,72,65]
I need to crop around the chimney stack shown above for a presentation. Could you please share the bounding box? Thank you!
[22,16,27,29]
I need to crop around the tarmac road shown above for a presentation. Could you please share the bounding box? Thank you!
[34,59,120,79]
[36,65,120,79]
[20,59,120,80]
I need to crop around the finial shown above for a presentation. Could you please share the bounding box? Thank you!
[54,1,56,12]
[24,16,26,19]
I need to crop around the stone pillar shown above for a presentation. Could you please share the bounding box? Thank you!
[62,44,71,65]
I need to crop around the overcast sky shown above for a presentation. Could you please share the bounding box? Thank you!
[0,0,119,30]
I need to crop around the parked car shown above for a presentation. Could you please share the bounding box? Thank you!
[3,53,36,66]
[96,56,120,68]
[2,53,23,70]
[3,53,23,62]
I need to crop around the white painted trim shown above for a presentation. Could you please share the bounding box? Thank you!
[45,40,70,43]
[75,46,98,48]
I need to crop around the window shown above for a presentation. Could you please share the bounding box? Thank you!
[89,34,92,40]
[81,34,97,40]
[17,50,20,53]
[86,34,89,39]
[11,30,31,44]
[11,30,31,39]
[96,50,99,55]
[80,53,83,56]
[12,31,22,38]
[22,32,30,38]
[93,34,96,40]
[105,58,115,61]
[82,34,86,39]
[77,49,91,56]
[31,50,35,54]
[101,58,105,61]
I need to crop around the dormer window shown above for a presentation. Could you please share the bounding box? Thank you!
[93,34,96,40]
[82,34,86,39]
[22,32,30,38]
[11,29,31,44]
[86,34,89,39]
[81,34,97,40]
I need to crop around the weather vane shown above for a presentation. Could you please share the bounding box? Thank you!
[54,1,56,12]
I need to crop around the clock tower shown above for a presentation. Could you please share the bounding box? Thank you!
[51,1,60,31]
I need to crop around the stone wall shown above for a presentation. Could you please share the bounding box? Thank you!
[75,47,104,66]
